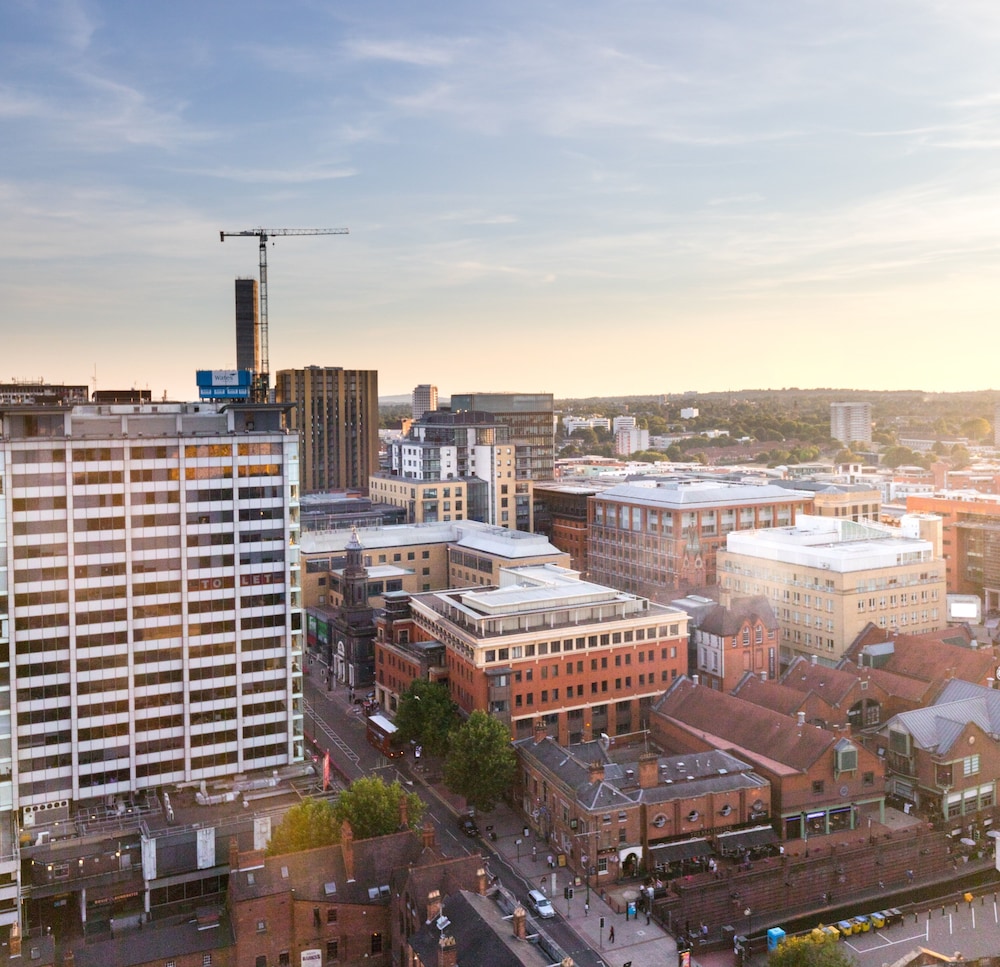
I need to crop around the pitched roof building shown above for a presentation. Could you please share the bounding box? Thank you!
[650,676,886,842]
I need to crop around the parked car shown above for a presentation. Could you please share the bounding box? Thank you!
[527,889,555,919]
[457,815,480,838]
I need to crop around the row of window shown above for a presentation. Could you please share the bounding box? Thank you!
[484,637,679,663]
[512,671,676,707]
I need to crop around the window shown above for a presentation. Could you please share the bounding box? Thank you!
[202,957,212,967]
[257,919,267,932]
[371,933,383,954]
[327,940,339,959]
[811,780,824,795]
[327,908,338,923]
[964,754,980,776]
[279,953,290,967]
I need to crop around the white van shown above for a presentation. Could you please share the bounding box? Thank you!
[527,889,555,918]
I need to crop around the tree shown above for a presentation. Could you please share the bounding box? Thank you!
[950,443,971,469]
[333,776,425,841]
[961,417,991,441]
[266,797,340,855]
[266,777,426,855]
[443,710,516,813]
[393,680,459,757]
[769,935,858,967]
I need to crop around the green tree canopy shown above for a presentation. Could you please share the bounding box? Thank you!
[393,680,459,757]
[961,417,991,441]
[443,710,516,813]
[266,777,426,855]
[769,935,857,967]
[266,797,340,855]
[333,776,425,841]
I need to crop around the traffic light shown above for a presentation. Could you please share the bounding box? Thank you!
[600,916,606,928]
[564,887,570,899]
[568,887,574,899]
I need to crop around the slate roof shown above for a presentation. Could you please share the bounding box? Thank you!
[71,911,234,967]
[699,596,778,637]
[884,679,1000,756]
[408,891,551,967]
[652,677,839,774]
[229,829,424,905]
[513,735,767,808]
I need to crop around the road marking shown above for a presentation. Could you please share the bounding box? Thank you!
[305,700,360,765]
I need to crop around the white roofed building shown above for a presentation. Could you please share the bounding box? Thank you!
[717,515,947,666]
[390,564,689,745]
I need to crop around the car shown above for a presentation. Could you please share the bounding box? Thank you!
[527,889,555,919]
[457,815,480,838]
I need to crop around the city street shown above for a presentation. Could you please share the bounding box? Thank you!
[302,657,680,967]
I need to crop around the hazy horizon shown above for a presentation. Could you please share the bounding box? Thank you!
[4,2,1000,400]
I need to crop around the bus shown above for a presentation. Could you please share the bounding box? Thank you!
[366,713,403,758]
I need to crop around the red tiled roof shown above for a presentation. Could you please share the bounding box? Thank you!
[653,677,837,773]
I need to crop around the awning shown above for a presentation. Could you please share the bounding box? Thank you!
[648,838,712,862]
[716,825,779,853]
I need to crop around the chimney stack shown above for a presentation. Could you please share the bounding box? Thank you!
[692,674,699,686]
[426,889,442,923]
[438,933,458,967]
[422,820,436,849]
[797,711,806,727]
[534,720,547,744]
[476,867,489,895]
[638,752,659,789]
[513,904,527,940]
[588,761,605,783]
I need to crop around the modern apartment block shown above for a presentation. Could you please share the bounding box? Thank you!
[275,365,379,493]
[450,392,556,483]
[374,409,532,529]
[716,515,947,665]
[905,490,1000,605]
[388,564,689,745]
[588,481,812,600]
[0,400,303,936]
[830,401,872,446]
[411,383,438,420]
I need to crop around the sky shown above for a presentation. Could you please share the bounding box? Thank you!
[3,0,1000,402]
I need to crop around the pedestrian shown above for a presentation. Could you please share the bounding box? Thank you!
[532,845,537,862]
[585,902,589,917]
[547,854,554,870]
[646,910,651,925]
[608,925,615,943]
[906,869,914,883]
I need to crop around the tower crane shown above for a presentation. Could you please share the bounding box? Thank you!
[220,227,349,402]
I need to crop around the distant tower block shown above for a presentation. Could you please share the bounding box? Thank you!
[412,384,439,420]
[235,278,260,376]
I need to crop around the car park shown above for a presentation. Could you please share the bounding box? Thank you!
[527,889,555,918]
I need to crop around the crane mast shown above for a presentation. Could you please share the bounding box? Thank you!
[219,227,349,402]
